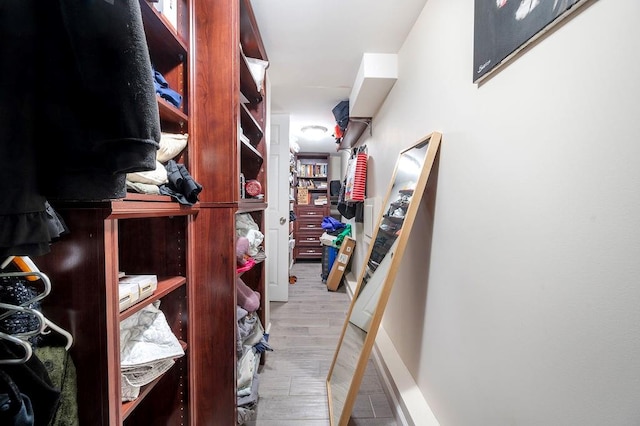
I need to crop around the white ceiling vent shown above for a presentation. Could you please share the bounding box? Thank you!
[349,53,398,118]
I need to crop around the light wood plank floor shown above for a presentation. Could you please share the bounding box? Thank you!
[246,261,399,426]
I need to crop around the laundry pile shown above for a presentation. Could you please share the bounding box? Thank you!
[119,302,185,402]
[235,214,271,424]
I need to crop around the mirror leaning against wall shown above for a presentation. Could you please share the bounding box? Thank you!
[326,131,442,426]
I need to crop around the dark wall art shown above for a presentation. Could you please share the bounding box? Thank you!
[473,0,591,83]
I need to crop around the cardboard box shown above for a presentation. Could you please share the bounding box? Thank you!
[326,237,356,291]
[119,275,158,310]
[297,187,309,205]
[118,282,140,312]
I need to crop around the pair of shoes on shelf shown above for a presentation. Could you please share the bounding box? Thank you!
[391,208,405,218]
[380,222,400,233]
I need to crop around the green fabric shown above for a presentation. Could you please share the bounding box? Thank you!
[334,224,352,247]
[33,346,79,426]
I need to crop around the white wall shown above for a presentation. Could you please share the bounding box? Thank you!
[355,1,640,424]
[329,154,343,182]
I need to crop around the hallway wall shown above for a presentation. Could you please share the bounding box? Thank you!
[352,1,640,424]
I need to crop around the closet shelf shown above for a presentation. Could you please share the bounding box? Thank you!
[51,196,198,219]
[139,0,188,64]
[121,339,187,420]
[111,197,198,219]
[119,276,187,321]
[297,187,328,192]
[158,97,189,128]
[382,215,404,224]
[240,53,263,104]
[338,118,372,150]
[239,0,268,61]
[122,375,163,420]
[238,201,267,213]
[240,102,264,145]
[240,136,263,160]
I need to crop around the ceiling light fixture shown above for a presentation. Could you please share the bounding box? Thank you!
[300,125,328,140]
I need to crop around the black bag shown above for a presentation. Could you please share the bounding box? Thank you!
[336,179,356,219]
[332,100,349,131]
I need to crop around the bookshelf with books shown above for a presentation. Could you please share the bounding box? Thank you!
[293,153,330,260]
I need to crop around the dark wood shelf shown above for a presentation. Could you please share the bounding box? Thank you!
[157,96,189,128]
[241,136,265,180]
[240,53,263,104]
[49,196,198,219]
[390,201,409,209]
[383,215,405,224]
[239,0,268,61]
[109,199,198,219]
[121,339,187,420]
[139,0,188,67]
[294,153,330,260]
[241,102,264,145]
[119,276,187,321]
[238,200,268,213]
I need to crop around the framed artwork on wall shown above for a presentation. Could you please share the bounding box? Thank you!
[473,0,593,83]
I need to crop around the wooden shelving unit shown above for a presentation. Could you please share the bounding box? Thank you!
[190,0,269,423]
[32,0,269,424]
[293,152,330,260]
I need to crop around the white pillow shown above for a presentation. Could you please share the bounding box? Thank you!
[126,180,160,195]
[157,132,188,163]
[126,161,168,185]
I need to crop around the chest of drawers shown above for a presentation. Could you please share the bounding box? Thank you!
[293,205,327,259]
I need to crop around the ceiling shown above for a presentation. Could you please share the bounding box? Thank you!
[250,0,427,153]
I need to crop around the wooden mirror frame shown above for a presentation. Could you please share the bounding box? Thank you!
[326,132,442,425]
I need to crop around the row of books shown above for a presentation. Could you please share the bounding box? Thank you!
[297,179,328,189]
[297,162,328,178]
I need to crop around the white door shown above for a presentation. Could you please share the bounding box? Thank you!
[266,113,291,302]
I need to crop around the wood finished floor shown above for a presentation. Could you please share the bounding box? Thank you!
[246,261,399,426]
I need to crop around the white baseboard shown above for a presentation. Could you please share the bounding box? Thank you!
[372,326,440,426]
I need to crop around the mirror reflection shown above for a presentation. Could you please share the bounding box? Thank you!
[327,132,441,426]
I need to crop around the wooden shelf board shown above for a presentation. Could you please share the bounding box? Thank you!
[157,96,189,128]
[50,197,198,219]
[109,197,198,219]
[238,201,268,213]
[139,0,188,60]
[240,53,263,104]
[121,339,187,420]
[240,136,263,160]
[239,0,268,61]
[120,276,187,321]
[240,102,264,145]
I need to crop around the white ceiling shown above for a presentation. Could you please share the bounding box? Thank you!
[250,0,427,153]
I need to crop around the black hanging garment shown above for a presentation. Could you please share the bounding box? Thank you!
[0,342,61,426]
[0,0,160,256]
[0,370,34,426]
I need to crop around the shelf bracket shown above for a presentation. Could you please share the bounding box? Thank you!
[350,118,372,137]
